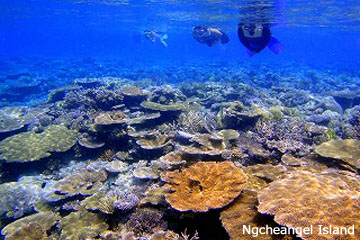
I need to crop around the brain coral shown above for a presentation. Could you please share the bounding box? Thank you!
[161,161,247,212]
[257,171,360,240]
[0,125,77,163]
[314,139,360,169]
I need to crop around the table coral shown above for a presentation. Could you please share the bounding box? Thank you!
[0,125,77,163]
[258,171,360,240]
[43,168,107,201]
[140,101,186,112]
[136,135,172,150]
[0,106,46,134]
[59,211,108,240]
[314,139,360,169]
[220,190,292,240]
[2,211,60,240]
[161,161,247,212]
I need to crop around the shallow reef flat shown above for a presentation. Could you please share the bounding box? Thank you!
[0,58,359,240]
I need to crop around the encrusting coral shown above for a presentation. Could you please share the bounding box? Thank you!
[257,170,360,240]
[0,125,77,162]
[161,161,247,212]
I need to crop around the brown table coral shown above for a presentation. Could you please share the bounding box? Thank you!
[161,161,247,212]
[59,211,108,240]
[314,139,360,169]
[220,190,293,240]
[257,170,360,240]
[2,211,60,240]
[0,125,77,163]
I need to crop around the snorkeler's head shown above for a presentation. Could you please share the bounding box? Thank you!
[240,23,263,38]
[192,26,210,38]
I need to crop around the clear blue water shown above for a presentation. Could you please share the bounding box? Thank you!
[1,0,360,66]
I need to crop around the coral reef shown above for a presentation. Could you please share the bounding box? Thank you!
[0,125,77,162]
[161,161,247,212]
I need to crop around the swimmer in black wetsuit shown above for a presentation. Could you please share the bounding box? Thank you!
[237,0,284,56]
[238,23,283,56]
[192,26,230,47]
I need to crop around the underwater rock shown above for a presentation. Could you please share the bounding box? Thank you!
[59,211,108,240]
[314,139,360,169]
[161,161,247,212]
[0,125,77,163]
[1,211,60,240]
[257,171,360,240]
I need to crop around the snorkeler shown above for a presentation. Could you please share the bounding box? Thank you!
[143,30,168,48]
[238,23,283,56]
[192,26,229,47]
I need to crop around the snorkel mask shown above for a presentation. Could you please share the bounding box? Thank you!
[241,23,263,38]
[193,26,211,38]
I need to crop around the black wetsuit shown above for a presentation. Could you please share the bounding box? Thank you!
[237,25,271,53]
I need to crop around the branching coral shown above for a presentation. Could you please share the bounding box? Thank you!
[161,161,247,212]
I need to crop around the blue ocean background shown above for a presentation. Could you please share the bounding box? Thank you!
[1,0,360,68]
